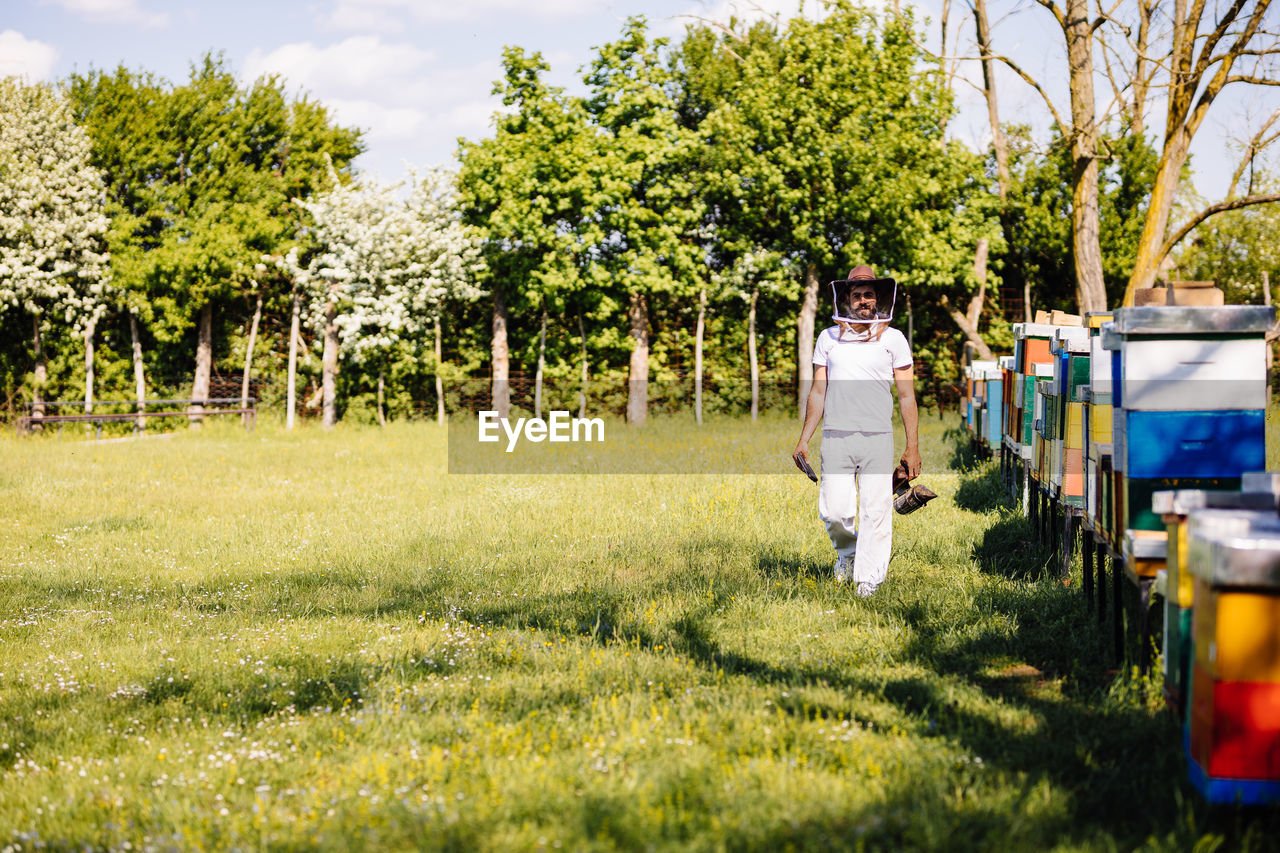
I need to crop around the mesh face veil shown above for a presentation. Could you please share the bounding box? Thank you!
[830,276,897,324]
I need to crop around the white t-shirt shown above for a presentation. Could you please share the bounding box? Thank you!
[813,324,913,432]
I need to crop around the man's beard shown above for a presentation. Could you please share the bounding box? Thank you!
[852,305,877,320]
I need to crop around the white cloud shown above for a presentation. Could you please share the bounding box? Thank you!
[244,37,437,103]
[242,36,503,176]
[39,0,169,28]
[324,0,604,30]
[0,30,59,80]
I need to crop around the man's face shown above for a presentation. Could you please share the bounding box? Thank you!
[848,284,878,320]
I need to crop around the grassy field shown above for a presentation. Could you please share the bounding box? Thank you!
[2,412,1277,851]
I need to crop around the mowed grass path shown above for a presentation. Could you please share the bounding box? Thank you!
[0,413,1274,850]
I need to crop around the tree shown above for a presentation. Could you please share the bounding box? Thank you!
[697,4,995,417]
[970,0,1109,314]
[1171,175,1280,303]
[583,18,706,425]
[285,163,482,428]
[457,48,597,420]
[710,248,793,422]
[66,56,361,421]
[1123,0,1280,301]
[389,167,484,425]
[0,77,110,420]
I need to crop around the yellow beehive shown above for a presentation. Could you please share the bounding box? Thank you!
[1193,580,1280,683]
[1091,402,1112,445]
[1066,401,1084,449]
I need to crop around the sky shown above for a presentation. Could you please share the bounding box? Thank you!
[3,0,1275,199]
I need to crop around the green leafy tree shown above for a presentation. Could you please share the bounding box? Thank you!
[582,18,706,425]
[65,55,361,419]
[695,4,996,415]
[457,47,598,419]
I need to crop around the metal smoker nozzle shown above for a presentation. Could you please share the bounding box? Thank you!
[892,464,937,515]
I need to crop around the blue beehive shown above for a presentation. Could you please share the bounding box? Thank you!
[983,366,1003,449]
[1103,306,1274,533]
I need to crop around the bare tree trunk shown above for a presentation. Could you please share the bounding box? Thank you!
[376,370,386,427]
[1065,0,1106,315]
[1131,0,1152,137]
[130,313,147,431]
[943,238,997,360]
[626,291,649,426]
[31,314,45,428]
[1127,130,1193,299]
[578,313,589,420]
[322,297,338,429]
[797,263,820,420]
[435,316,445,426]
[240,290,262,410]
[974,0,1010,202]
[967,238,989,330]
[943,297,996,361]
[694,287,706,425]
[491,288,510,420]
[83,318,95,415]
[748,287,759,423]
[534,306,547,420]
[286,291,300,430]
[188,303,212,426]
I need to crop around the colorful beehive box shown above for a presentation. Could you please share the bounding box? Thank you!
[968,360,997,437]
[1083,386,1102,526]
[1032,367,1054,485]
[1000,356,1015,444]
[1152,491,1279,718]
[1103,306,1273,536]
[1052,329,1090,507]
[1016,322,1056,374]
[1122,528,1167,582]
[1086,314,1114,447]
[980,363,1004,449]
[1185,510,1280,804]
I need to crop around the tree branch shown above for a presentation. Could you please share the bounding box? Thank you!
[940,294,995,360]
[1228,108,1280,196]
[1160,193,1280,259]
[1224,75,1280,86]
[991,53,1070,138]
[1190,0,1252,87]
[1033,0,1067,28]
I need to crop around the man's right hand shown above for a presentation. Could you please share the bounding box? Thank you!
[792,445,809,471]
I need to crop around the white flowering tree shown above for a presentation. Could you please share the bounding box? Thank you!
[283,163,482,428]
[398,167,484,424]
[0,77,110,419]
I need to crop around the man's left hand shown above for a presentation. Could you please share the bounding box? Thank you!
[900,448,922,480]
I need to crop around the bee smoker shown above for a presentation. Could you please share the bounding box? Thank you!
[892,464,937,515]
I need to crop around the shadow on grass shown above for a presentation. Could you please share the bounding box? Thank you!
[753,548,829,581]
[953,464,1008,514]
[972,512,1054,581]
[943,425,985,471]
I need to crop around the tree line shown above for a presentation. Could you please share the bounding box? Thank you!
[2,1,1277,428]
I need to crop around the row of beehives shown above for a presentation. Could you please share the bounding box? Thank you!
[962,304,1280,806]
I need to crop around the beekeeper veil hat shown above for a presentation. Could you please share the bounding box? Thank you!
[831,265,896,324]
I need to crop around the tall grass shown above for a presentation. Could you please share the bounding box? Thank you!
[0,414,1275,850]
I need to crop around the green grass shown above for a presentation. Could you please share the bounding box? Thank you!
[0,413,1276,850]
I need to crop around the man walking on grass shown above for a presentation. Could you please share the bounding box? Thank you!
[792,265,921,597]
